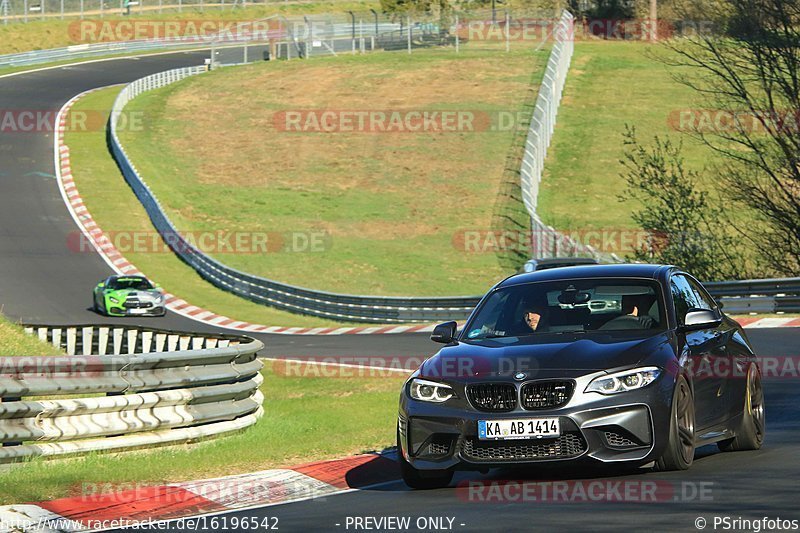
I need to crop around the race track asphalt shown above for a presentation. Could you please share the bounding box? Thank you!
[122,328,800,533]
[0,53,434,358]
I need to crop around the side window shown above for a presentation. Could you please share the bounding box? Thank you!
[686,277,715,311]
[670,275,700,324]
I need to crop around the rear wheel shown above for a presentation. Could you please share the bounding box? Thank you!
[718,364,765,452]
[655,376,695,471]
[397,429,453,490]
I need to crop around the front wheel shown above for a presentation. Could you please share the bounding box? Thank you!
[655,375,695,471]
[93,294,105,315]
[718,364,765,452]
[397,429,453,489]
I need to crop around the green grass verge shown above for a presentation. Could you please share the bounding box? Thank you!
[0,315,64,356]
[117,48,546,296]
[67,87,368,327]
[538,40,715,232]
[0,360,406,504]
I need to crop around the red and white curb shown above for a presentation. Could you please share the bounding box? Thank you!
[53,88,437,336]
[0,453,401,532]
[54,91,799,334]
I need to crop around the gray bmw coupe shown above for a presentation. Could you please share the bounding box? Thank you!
[398,264,765,489]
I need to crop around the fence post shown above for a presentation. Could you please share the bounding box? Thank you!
[455,14,459,53]
[80,0,83,18]
[505,10,510,52]
[24,0,28,23]
[60,0,63,19]
[407,15,412,54]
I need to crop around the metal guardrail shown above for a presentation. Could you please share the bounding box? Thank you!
[0,324,264,463]
[708,278,800,314]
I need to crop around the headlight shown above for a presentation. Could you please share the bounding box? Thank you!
[408,378,455,403]
[585,367,661,395]
[154,294,164,303]
[108,296,119,304]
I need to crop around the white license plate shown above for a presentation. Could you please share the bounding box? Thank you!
[128,308,149,314]
[478,418,560,440]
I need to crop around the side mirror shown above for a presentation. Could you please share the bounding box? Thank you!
[681,309,722,331]
[96,282,104,288]
[431,321,458,344]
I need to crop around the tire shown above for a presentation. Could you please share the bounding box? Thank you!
[397,429,453,490]
[655,375,695,471]
[718,364,765,452]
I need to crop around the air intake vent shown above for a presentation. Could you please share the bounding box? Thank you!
[521,381,574,410]
[467,383,517,412]
[461,433,587,462]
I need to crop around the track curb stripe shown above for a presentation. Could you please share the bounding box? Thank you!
[0,453,400,532]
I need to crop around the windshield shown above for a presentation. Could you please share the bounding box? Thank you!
[107,277,154,291]
[464,278,665,341]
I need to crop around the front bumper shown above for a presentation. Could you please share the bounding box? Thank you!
[399,374,674,471]
[106,304,166,317]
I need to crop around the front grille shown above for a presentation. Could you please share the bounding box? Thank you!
[604,431,639,448]
[461,433,587,462]
[521,380,574,410]
[427,441,451,456]
[467,384,517,412]
[123,300,152,309]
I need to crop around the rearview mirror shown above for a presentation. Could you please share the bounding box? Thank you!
[431,321,457,344]
[682,309,722,331]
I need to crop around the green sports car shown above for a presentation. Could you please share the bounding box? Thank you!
[92,275,167,317]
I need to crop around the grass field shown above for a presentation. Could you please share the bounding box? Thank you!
[0,1,380,55]
[0,360,407,504]
[67,87,363,327]
[116,48,546,296]
[538,40,714,234]
[0,315,64,355]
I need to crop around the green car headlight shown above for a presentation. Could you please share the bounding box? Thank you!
[108,296,120,304]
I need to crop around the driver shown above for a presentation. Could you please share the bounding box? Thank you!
[522,306,549,333]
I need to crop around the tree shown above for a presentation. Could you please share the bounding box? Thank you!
[619,127,754,280]
[657,0,800,276]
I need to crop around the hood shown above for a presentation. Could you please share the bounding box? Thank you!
[107,289,161,301]
[418,331,673,381]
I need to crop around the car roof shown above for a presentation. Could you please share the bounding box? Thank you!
[499,263,673,288]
